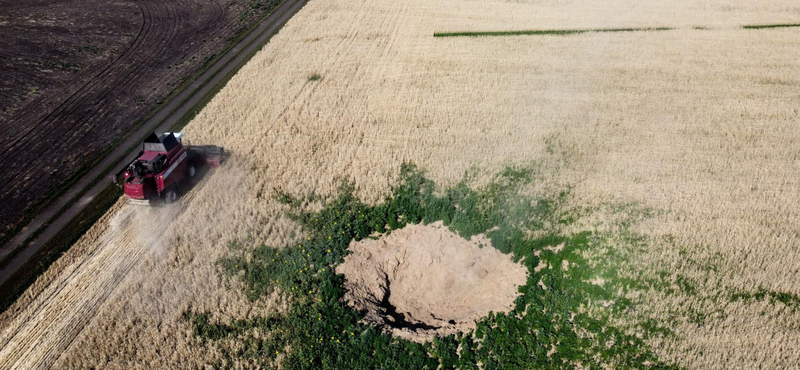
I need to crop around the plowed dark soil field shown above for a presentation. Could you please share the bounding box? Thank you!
[0,0,277,243]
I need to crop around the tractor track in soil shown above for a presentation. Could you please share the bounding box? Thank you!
[0,0,171,153]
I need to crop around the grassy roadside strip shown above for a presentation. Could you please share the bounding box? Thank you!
[0,153,108,251]
[0,0,287,253]
[166,18,284,133]
[168,0,286,133]
[0,185,121,313]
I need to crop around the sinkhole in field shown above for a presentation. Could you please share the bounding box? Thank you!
[336,222,528,342]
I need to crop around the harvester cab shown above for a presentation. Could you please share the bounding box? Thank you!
[112,132,224,205]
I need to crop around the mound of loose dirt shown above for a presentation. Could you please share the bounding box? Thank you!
[336,222,528,342]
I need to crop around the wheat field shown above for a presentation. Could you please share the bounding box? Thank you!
[0,0,799,368]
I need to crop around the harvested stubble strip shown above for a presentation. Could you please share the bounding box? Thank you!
[433,27,673,38]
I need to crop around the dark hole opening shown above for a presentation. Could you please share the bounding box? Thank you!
[377,273,440,331]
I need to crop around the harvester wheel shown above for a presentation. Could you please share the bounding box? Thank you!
[164,187,178,204]
[187,163,197,178]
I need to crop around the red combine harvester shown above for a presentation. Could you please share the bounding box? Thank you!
[113,132,223,205]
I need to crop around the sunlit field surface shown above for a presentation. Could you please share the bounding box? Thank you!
[1,0,798,368]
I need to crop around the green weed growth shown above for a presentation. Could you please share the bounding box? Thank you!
[188,164,680,369]
[434,27,673,38]
[742,23,800,29]
[730,287,800,311]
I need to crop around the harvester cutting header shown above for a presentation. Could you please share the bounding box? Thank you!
[113,132,223,205]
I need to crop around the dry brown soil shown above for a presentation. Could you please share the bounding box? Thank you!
[0,0,276,241]
[336,222,528,343]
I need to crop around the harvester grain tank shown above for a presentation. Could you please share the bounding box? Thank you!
[112,132,223,205]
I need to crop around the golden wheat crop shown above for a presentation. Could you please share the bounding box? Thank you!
[1,0,798,368]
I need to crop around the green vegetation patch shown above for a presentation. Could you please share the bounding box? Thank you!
[187,164,679,369]
[435,23,800,38]
[742,23,800,29]
[730,287,800,311]
[433,27,673,38]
